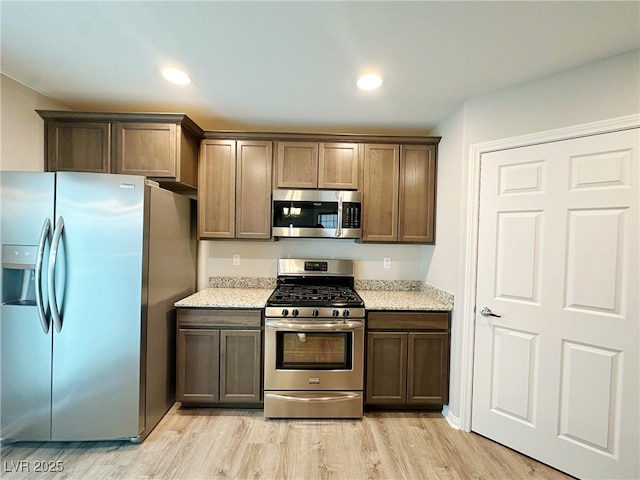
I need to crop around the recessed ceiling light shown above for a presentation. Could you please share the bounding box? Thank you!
[356,73,383,91]
[162,67,192,85]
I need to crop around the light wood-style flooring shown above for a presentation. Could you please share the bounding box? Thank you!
[1,405,572,480]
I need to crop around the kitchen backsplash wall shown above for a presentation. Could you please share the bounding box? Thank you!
[205,277,454,309]
[198,239,429,290]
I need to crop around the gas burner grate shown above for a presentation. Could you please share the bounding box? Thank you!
[268,284,362,306]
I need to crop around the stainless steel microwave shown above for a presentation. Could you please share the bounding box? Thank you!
[272,190,362,239]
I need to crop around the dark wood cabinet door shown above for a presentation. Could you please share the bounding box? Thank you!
[199,140,236,238]
[365,332,407,404]
[219,330,262,403]
[399,145,436,243]
[176,328,220,404]
[366,311,451,408]
[175,126,199,190]
[318,143,359,190]
[361,144,400,242]
[276,142,318,188]
[407,332,449,405]
[235,141,273,239]
[114,123,177,177]
[46,122,110,173]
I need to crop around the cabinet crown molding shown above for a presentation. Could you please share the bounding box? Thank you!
[203,130,441,145]
[36,110,204,138]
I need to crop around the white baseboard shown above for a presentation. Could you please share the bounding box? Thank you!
[441,405,462,431]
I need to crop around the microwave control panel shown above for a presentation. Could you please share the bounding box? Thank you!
[342,203,361,229]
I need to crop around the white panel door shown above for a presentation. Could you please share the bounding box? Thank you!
[472,128,639,479]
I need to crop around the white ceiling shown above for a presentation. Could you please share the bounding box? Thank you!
[2,1,639,134]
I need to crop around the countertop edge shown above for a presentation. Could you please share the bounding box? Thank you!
[175,287,453,312]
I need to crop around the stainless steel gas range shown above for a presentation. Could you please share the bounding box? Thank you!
[264,259,365,419]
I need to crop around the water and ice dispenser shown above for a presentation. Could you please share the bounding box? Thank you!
[2,244,38,306]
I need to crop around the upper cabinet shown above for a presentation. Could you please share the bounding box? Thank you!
[199,139,273,240]
[43,121,111,173]
[38,111,203,193]
[399,145,437,243]
[276,142,318,188]
[361,143,437,244]
[199,132,439,243]
[361,144,400,242]
[198,140,236,239]
[275,141,359,190]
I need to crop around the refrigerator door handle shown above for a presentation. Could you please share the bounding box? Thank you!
[35,217,51,334]
[48,216,64,333]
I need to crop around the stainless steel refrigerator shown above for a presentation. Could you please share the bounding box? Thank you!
[0,171,196,442]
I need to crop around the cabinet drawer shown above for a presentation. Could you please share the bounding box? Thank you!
[367,311,449,331]
[178,308,262,328]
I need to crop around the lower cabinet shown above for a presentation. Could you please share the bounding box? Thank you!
[177,308,262,406]
[366,311,450,407]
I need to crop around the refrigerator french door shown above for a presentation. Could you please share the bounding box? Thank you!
[1,171,194,442]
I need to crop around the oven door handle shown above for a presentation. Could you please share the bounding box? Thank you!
[265,320,363,331]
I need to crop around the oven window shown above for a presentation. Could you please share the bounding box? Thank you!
[276,331,352,370]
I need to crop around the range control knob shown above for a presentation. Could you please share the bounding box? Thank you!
[312,309,319,317]
[332,309,340,317]
[342,309,350,318]
[291,309,299,317]
[281,309,289,317]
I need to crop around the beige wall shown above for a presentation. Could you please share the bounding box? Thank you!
[1,74,70,171]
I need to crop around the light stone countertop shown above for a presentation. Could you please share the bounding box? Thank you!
[174,288,273,309]
[175,286,452,312]
[357,289,451,311]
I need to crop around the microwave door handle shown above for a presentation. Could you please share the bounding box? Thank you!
[336,192,343,238]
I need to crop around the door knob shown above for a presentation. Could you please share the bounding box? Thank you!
[480,306,501,318]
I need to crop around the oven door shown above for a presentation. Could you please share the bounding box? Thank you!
[264,318,364,391]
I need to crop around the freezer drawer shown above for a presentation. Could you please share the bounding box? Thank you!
[264,391,363,419]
